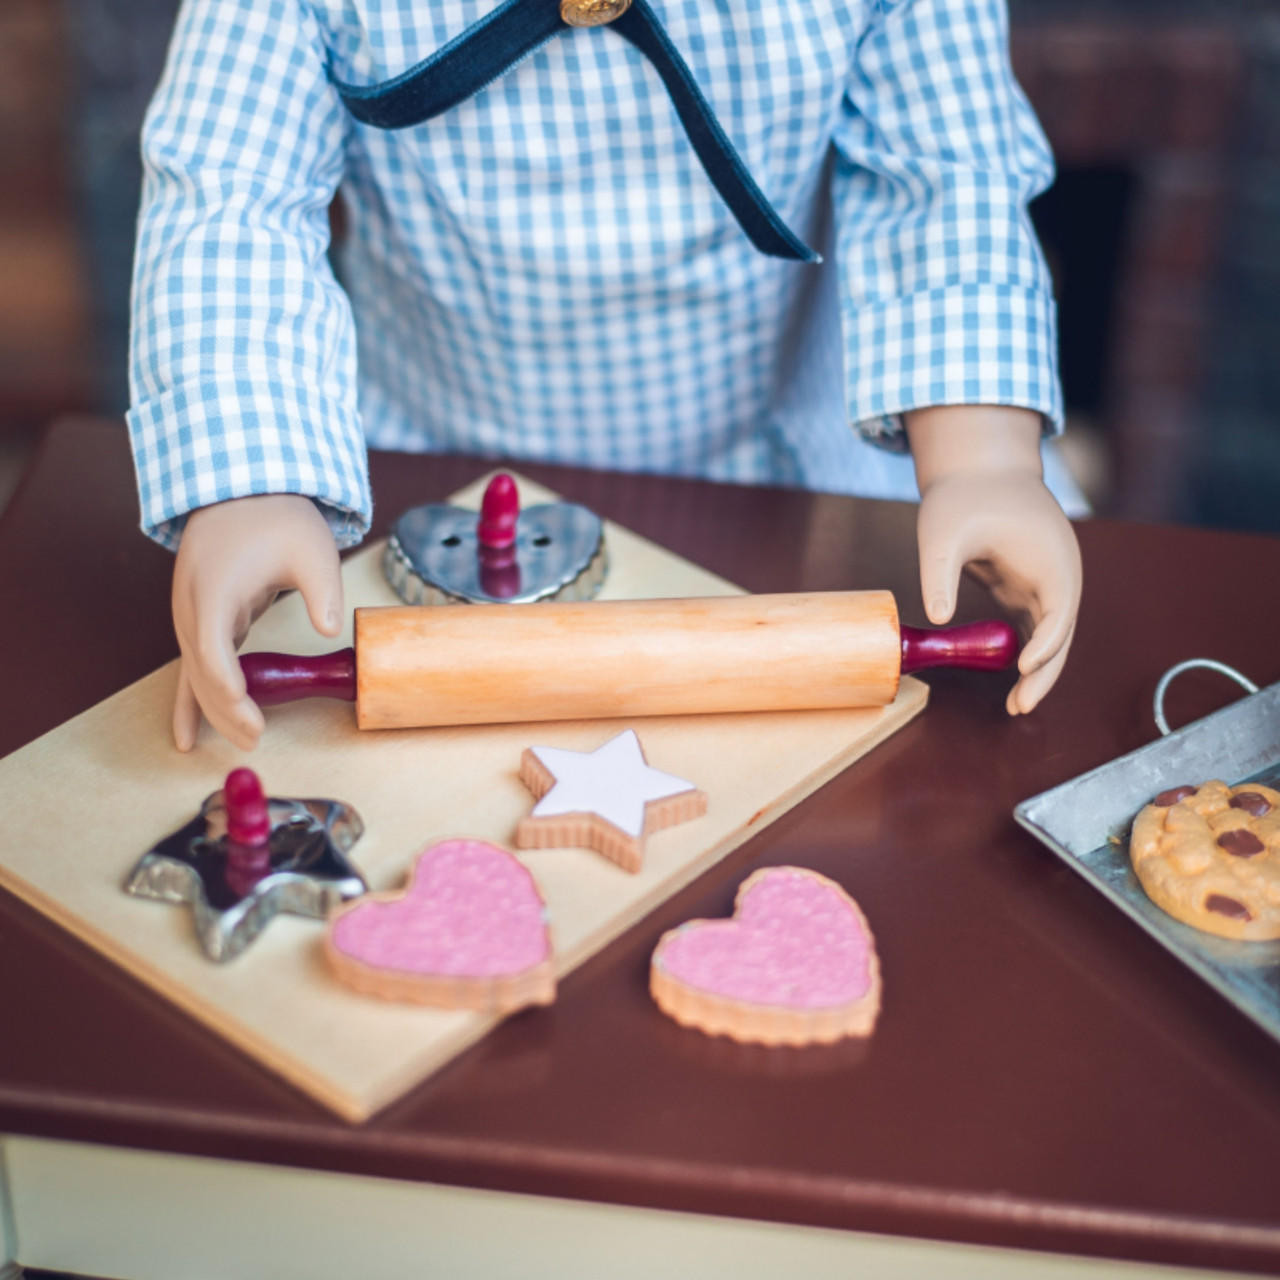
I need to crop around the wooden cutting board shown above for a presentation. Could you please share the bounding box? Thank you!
[0,472,926,1121]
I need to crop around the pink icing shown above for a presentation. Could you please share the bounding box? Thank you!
[331,839,549,978]
[656,869,872,1009]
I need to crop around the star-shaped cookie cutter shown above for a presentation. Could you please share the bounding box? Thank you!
[124,770,367,963]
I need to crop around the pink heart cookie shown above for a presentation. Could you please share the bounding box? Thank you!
[650,866,881,1044]
[326,839,555,1013]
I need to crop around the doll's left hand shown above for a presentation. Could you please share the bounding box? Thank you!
[907,406,1082,715]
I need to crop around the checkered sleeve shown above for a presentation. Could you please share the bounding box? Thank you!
[832,0,1062,452]
[127,0,368,550]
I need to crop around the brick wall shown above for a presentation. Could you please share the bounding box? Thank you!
[1186,21,1280,531]
[0,0,92,433]
[1013,16,1247,522]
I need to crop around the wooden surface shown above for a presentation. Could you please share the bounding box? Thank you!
[3,420,1280,1275]
[0,470,924,1122]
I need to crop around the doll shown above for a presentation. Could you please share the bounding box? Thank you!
[129,0,1081,749]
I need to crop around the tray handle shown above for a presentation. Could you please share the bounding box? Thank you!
[1153,659,1259,736]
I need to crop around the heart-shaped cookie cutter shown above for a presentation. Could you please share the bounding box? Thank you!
[383,472,608,605]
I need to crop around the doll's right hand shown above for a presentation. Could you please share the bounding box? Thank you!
[170,494,344,752]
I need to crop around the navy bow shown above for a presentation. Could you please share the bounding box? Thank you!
[329,0,818,261]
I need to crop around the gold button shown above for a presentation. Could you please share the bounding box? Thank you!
[560,0,631,27]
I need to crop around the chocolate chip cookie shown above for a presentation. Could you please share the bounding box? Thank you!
[1130,780,1280,940]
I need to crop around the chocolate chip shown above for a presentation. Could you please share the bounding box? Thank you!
[1230,791,1273,817]
[1153,785,1198,807]
[1206,894,1252,921]
[1217,829,1265,858]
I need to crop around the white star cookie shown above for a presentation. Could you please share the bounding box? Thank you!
[516,730,707,873]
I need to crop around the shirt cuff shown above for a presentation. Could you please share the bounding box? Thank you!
[126,378,370,551]
[845,282,1063,452]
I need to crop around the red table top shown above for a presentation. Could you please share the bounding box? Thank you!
[3,418,1280,1274]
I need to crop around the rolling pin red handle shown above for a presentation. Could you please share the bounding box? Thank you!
[240,648,357,705]
[900,620,1019,674]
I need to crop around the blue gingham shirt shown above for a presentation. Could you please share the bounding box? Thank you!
[128,0,1064,549]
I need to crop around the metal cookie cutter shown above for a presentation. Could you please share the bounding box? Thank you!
[383,472,608,606]
[125,768,366,963]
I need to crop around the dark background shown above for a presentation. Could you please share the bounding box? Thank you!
[1,0,1276,531]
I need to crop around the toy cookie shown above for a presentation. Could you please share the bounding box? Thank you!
[650,866,882,1045]
[326,838,555,1012]
[1129,780,1280,941]
[516,729,706,873]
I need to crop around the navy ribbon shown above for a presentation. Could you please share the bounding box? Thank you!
[329,0,818,261]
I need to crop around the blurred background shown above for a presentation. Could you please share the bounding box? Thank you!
[0,0,1276,530]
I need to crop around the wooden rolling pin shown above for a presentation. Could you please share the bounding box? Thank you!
[240,591,1016,730]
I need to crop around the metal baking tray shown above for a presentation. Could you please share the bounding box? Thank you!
[1015,669,1280,1044]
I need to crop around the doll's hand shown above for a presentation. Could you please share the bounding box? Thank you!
[170,494,344,751]
[906,407,1082,715]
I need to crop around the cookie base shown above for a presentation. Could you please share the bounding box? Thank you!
[326,941,556,1014]
[649,963,881,1046]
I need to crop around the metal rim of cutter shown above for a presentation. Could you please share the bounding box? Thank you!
[382,532,609,606]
